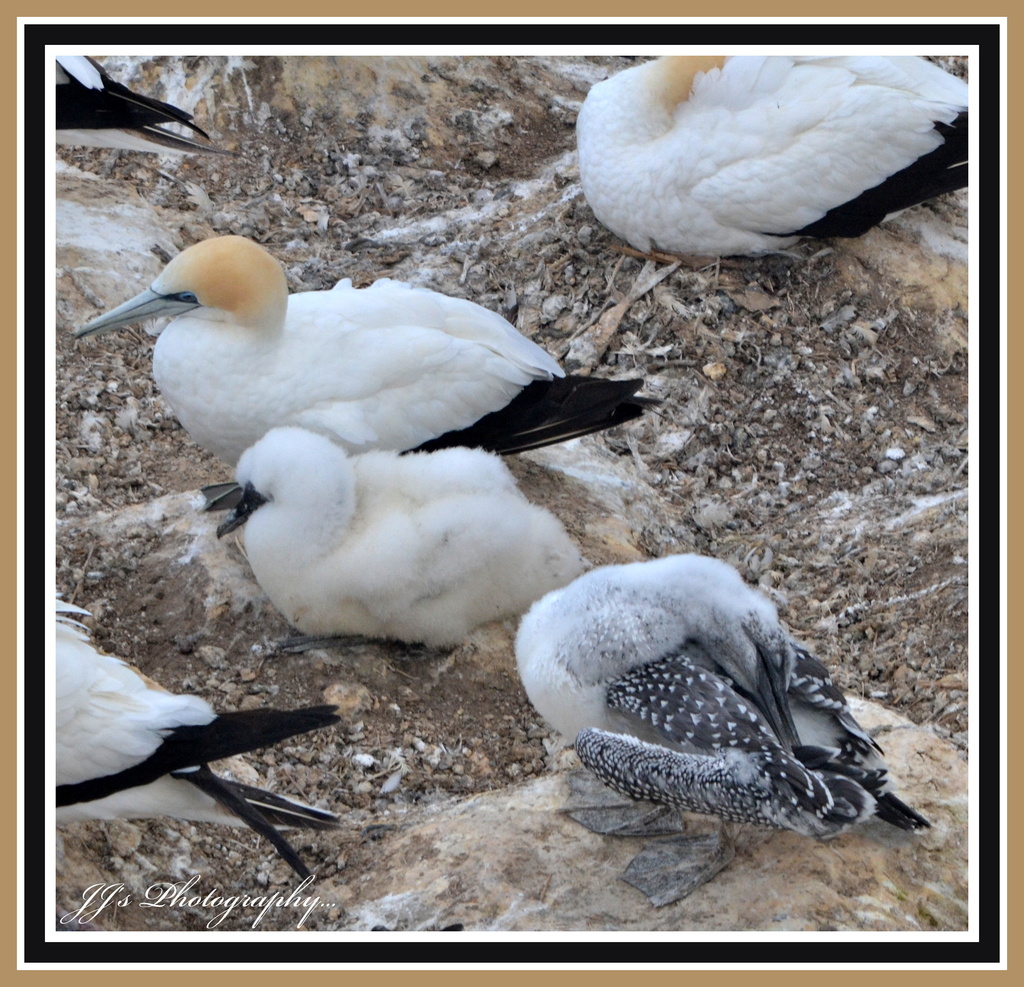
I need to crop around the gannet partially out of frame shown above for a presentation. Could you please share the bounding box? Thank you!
[576,55,968,257]
[216,427,587,648]
[56,56,226,155]
[75,236,653,468]
[56,598,339,879]
[516,555,929,839]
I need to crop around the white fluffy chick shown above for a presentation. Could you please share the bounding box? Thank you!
[217,427,587,648]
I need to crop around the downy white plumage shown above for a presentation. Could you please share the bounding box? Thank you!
[217,427,587,648]
[56,56,226,154]
[56,597,339,878]
[516,555,929,839]
[75,236,652,469]
[576,55,968,257]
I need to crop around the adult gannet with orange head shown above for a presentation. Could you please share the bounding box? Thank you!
[75,235,653,468]
[56,597,339,879]
[576,55,968,257]
[56,56,226,155]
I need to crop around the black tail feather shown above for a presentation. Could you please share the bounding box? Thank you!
[219,779,340,831]
[874,790,932,831]
[177,766,316,879]
[794,745,930,831]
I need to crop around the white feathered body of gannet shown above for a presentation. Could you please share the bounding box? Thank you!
[576,55,968,257]
[56,598,339,878]
[217,427,587,648]
[56,56,225,154]
[515,555,929,838]
[75,236,652,467]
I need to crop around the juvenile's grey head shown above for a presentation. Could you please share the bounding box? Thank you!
[537,555,799,748]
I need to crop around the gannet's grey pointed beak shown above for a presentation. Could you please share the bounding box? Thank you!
[216,482,269,538]
[75,289,201,338]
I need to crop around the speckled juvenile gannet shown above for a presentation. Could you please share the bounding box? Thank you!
[75,236,653,468]
[516,555,929,838]
[576,55,968,257]
[56,56,226,155]
[216,427,587,648]
[56,598,339,878]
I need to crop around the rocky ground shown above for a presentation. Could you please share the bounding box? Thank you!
[53,56,969,934]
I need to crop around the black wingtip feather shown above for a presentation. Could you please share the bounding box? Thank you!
[58,706,340,809]
[58,56,230,155]
[202,377,657,513]
[772,110,968,241]
[175,706,342,767]
[411,376,657,456]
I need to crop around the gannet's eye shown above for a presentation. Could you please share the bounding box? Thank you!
[174,291,199,304]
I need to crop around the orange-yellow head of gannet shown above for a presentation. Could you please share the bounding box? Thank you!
[76,235,288,338]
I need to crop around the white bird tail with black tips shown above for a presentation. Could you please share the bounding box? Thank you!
[56,56,228,155]
[56,597,340,879]
[164,760,337,880]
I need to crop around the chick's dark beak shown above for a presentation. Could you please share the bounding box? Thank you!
[216,482,268,538]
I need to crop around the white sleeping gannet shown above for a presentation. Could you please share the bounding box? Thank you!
[516,555,929,839]
[576,55,968,257]
[216,427,587,648]
[56,56,226,155]
[56,597,339,878]
[75,236,652,468]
